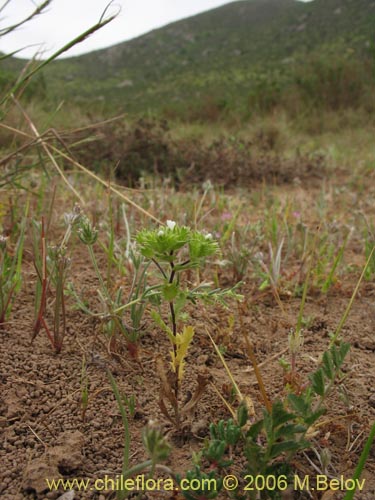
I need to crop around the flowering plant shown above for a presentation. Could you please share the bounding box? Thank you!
[136,220,241,429]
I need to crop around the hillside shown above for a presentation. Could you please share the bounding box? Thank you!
[4,0,375,115]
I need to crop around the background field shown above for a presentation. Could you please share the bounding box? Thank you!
[1,1,375,499]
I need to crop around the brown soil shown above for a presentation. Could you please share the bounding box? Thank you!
[1,176,375,500]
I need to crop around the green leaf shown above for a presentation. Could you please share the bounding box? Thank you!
[162,281,179,301]
[142,425,171,463]
[226,425,241,446]
[271,401,296,428]
[263,411,273,437]
[287,394,309,415]
[246,419,264,440]
[309,368,325,397]
[322,351,335,379]
[330,342,350,370]
[338,342,351,366]
[275,423,306,440]
[204,439,227,462]
[170,326,195,382]
[237,402,248,427]
[270,440,310,459]
[150,310,174,342]
[174,290,188,317]
[136,225,191,261]
[304,408,326,426]
[189,233,219,261]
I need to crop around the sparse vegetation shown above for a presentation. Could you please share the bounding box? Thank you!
[1,0,375,499]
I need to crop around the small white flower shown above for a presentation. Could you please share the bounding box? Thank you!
[158,230,164,236]
[205,233,213,240]
[166,220,176,230]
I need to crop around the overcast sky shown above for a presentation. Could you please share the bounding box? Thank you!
[0,0,312,59]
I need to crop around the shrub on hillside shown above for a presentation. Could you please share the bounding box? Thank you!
[72,118,325,187]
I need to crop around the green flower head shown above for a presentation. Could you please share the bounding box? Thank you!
[136,221,218,265]
[77,217,98,246]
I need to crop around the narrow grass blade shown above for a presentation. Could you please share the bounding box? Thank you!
[205,327,243,401]
[330,245,375,347]
[0,3,119,105]
[342,421,375,500]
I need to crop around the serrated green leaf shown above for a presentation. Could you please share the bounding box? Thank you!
[322,351,335,379]
[271,401,296,428]
[310,368,325,396]
[174,290,188,318]
[339,342,351,366]
[287,393,309,415]
[150,310,174,342]
[270,439,309,458]
[275,423,306,440]
[246,419,264,439]
[162,281,179,301]
[189,234,218,261]
[237,402,248,427]
[331,344,341,368]
[170,325,195,381]
[304,408,326,426]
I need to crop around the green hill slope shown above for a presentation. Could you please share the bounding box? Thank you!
[5,0,375,116]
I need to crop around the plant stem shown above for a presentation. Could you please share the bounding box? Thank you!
[33,217,48,340]
[152,258,167,279]
[169,255,179,399]
[88,244,109,299]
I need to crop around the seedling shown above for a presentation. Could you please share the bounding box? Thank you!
[108,370,171,499]
[74,215,152,359]
[32,206,81,353]
[223,222,263,283]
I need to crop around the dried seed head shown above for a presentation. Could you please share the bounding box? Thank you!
[288,328,304,354]
[64,203,83,227]
[202,179,213,192]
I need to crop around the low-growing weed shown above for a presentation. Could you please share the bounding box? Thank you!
[31,205,80,353]
[222,222,264,283]
[178,340,350,499]
[136,220,242,430]
[108,370,171,500]
[73,215,152,359]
